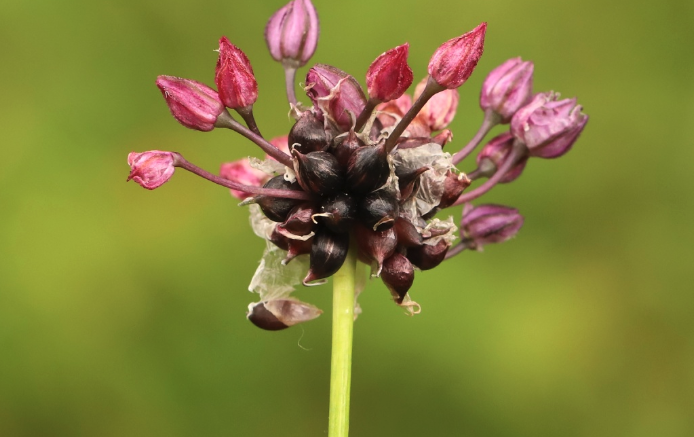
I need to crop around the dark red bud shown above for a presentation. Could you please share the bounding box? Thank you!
[288,111,330,154]
[292,150,345,196]
[407,239,449,270]
[381,253,415,304]
[393,217,423,247]
[354,222,397,275]
[257,176,304,222]
[215,37,258,109]
[276,203,317,238]
[330,130,364,168]
[345,142,390,195]
[303,227,350,285]
[359,190,400,231]
[438,171,471,208]
[314,193,357,233]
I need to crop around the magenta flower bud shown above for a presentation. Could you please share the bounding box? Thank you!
[127,151,176,190]
[265,0,319,68]
[155,76,224,132]
[511,92,588,158]
[366,43,413,103]
[305,64,367,131]
[219,158,270,199]
[215,36,258,109]
[415,77,459,131]
[476,132,529,183]
[480,57,534,123]
[461,204,523,248]
[428,22,486,89]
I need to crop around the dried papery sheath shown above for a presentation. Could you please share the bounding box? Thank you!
[355,223,397,276]
[359,190,400,231]
[397,166,429,201]
[247,298,322,330]
[315,193,357,233]
[292,150,344,195]
[303,227,350,285]
[381,253,415,304]
[288,110,330,154]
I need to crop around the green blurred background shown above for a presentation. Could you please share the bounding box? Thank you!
[2,0,693,435]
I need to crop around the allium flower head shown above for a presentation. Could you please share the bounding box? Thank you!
[135,4,587,328]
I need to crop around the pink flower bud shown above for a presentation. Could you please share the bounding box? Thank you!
[127,151,176,190]
[510,92,588,158]
[155,76,224,132]
[305,64,366,131]
[265,0,319,68]
[220,158,270,199]
[476,132,528,183]
[215,37,258,109]
[366,43,413,102]
[414,77,459,131]
[480,57,534,123]
[461,204,523,249]
[375,93,412,129]
[428,22,486,89]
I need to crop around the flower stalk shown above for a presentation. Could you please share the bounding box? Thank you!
[328,237,357,437]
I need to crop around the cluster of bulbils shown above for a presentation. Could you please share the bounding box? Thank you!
[127,0,588,330]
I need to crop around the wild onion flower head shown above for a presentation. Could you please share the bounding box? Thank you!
[127,0,588,330]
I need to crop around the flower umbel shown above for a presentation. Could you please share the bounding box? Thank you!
[129,2,588,327]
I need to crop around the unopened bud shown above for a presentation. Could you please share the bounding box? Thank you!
[156,76,224,132]
[366,43,413,103]
[305,64,367,131]
[127,151,176,190]
[220,158,270,199]
[510,92,588,158]
[247,298,322,331]
[215,37,258,109]
[480,57,534,123]
[265,0,319,68]
[428,22,486,89]
[461,203,523,248]
[476,132,528,183]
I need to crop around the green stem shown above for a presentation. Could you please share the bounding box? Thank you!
[328,238,358,437]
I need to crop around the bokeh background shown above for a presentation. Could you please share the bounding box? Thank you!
[2,0,693,435]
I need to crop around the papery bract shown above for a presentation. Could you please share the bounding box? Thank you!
[215,37,258,109]
[428,22,487,89]
[510,92,588,158]
[156,76,224,132]
[127,151,176,190]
